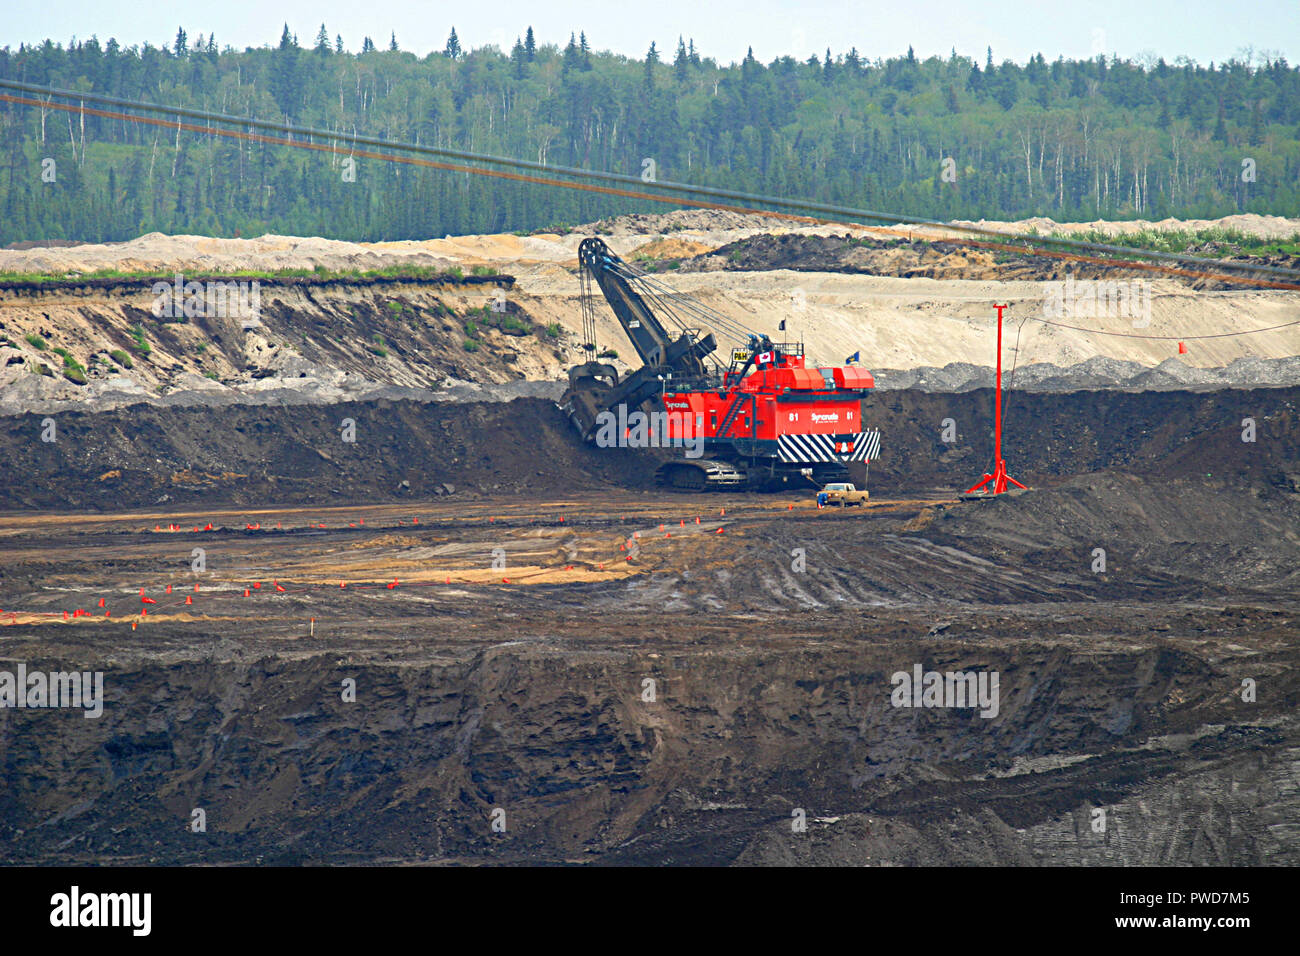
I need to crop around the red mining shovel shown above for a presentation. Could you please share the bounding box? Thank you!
[964,305,1028,499]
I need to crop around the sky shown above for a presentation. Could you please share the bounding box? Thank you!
[6,0,1298,67]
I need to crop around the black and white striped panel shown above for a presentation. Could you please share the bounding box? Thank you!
[778,429,881,464]
[850,429,882,462]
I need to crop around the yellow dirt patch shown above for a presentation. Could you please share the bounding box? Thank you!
[629,238,714,259]
[170,469,248,485]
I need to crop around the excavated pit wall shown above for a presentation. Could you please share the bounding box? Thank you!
[3,617,1295,865]
[0,386,1294,510]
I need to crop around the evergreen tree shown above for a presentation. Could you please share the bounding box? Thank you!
[361,36,375,54]
[269,24,300,117]
[562,33,580,75]
[1214,105,1228,142]
[644,41,658,90]
[315,25,330,55]
[823,48,835,82]
[445,27,461,60]
[675,37,689,84]
[173,27,188,58]
[335,35,344,54]
[579,31,592,70]
[524,27,536,61]
[389,32,399,53]
[741,45,761,96]
[511,37,527,78]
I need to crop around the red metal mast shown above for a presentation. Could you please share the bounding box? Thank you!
[966,304,1027,496]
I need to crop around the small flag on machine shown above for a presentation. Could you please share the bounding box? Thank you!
[756,350,775,368]
[778,320,786,331]
[846,351,860,365]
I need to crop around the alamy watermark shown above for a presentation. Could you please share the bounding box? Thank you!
[593,403,705,458]
[151,273,261,323]
[0,664,104,718]
[50,886,150,936]
[890,663,999,718]
[1042,274,1151,328]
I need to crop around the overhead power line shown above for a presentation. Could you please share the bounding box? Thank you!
[2,79,1300,298]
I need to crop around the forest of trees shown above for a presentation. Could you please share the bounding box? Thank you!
[1,25,1298,245]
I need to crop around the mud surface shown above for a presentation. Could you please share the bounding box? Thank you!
[0,386,1297,866]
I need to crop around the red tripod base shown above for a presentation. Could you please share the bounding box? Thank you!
[965,458,1028,496]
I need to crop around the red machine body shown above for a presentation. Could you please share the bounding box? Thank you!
[662,351,873,447]
[560,236,881,490]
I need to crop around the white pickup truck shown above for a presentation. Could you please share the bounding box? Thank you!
[818,482,869,507]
